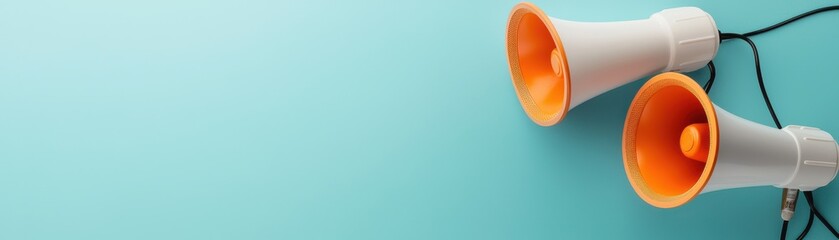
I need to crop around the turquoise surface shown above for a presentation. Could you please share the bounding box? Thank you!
[1,0,838,239]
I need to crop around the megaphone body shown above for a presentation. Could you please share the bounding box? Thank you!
[623,73,839,208]
[507,3,719,126]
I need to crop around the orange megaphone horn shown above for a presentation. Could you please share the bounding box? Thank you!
[507,3,719,126]
[623,72,839,208]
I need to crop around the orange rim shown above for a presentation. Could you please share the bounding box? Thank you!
[506,2,571,126]
[622,72,719,208]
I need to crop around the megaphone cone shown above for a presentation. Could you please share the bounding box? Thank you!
[623,72,839,208]
[506,3,719,126]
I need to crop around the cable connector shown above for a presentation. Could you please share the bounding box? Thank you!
[781,188,799,221]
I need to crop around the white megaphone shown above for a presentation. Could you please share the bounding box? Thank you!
[623,72,839,208]
[506,2,719,126]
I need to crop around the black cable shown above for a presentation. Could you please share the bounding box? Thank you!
[703,61,716,93]
[718,6,839,240]
[718,33,791,240]
[796,209,815,240]
[718,33,782,129]
[803,191,839,238]
[718,33,787,240]
[782,220,790,240]
[744,6,839,37]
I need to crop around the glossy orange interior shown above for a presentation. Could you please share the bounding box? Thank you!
[506,3,569,126]
[623,73,718,208]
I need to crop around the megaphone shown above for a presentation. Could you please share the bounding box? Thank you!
[623,72,839,208]
[506,3,719,126]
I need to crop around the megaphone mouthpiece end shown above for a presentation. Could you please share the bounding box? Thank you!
[550,48,563,77]
[680,123,710,162]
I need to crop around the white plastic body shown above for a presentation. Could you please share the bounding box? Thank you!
[703,106,839,193]
[551,7,719,108]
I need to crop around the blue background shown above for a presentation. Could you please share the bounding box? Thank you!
[0,0,838,239]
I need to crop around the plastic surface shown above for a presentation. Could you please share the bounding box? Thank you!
[556,6,719,110]
[705,113,838,192]
[777,126,839,190]
[506,3,719,126]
